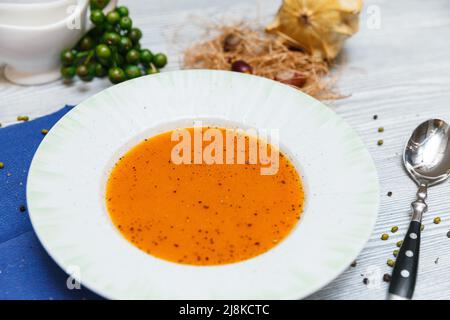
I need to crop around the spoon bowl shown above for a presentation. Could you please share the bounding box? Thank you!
[404,119,450,186]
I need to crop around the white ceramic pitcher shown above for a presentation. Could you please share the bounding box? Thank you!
[0,0,116,85]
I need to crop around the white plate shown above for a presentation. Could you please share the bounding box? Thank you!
[27,70,379,299]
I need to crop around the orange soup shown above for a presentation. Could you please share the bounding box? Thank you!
[106,127,305,265]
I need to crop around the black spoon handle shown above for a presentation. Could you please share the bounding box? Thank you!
[388,185,427,300]
[388,220,421,299]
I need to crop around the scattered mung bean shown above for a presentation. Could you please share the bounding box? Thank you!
[387,259,395,267]
[17,116,29,122]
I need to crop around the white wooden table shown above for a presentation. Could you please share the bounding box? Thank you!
[1,0,450,300]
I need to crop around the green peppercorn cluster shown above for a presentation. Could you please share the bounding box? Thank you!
[60,1,167,84]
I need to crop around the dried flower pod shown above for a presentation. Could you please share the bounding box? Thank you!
[266,0,362,61]
[231,60,253,74]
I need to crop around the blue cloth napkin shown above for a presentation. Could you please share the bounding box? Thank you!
[0,106,101,300]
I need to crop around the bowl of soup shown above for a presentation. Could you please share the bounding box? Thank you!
[27,70,379,299]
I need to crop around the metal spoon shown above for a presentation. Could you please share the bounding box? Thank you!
[388,119,450,300]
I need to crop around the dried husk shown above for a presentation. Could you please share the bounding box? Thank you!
[266,0,362,61]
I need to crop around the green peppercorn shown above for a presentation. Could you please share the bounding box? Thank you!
[76,64,89,78]
[81,73,95,82]
[378,127,384,133]
[153,53,167,68]
[140,49,153,65]
[119,16,132,30]
[117,6,129,17]
[0,162,4,169]
[396,240,403,248]
[102,32,121,46]
[90,0,109,10]
[125,65,142,79]
[128,28,142,43]
[79,35,95,51]
[434,217,441,224]
[41,129,49,135]
[387,259,395,267]
[94,63,107,78]
[95,44,112,60]
[126,49,140,64]
[76,64,95,81]
[118,37,133,53]
[90,9,105,25]
[393,250,399,257]
[61,66,76,80]
[381,233,389,241]
[106,10,120,25]
[60,49,76,66]
[108,67,126,84]
[377,139,384,146]
[391,226,398,233]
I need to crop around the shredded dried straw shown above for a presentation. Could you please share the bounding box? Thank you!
[183,23,341,101]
